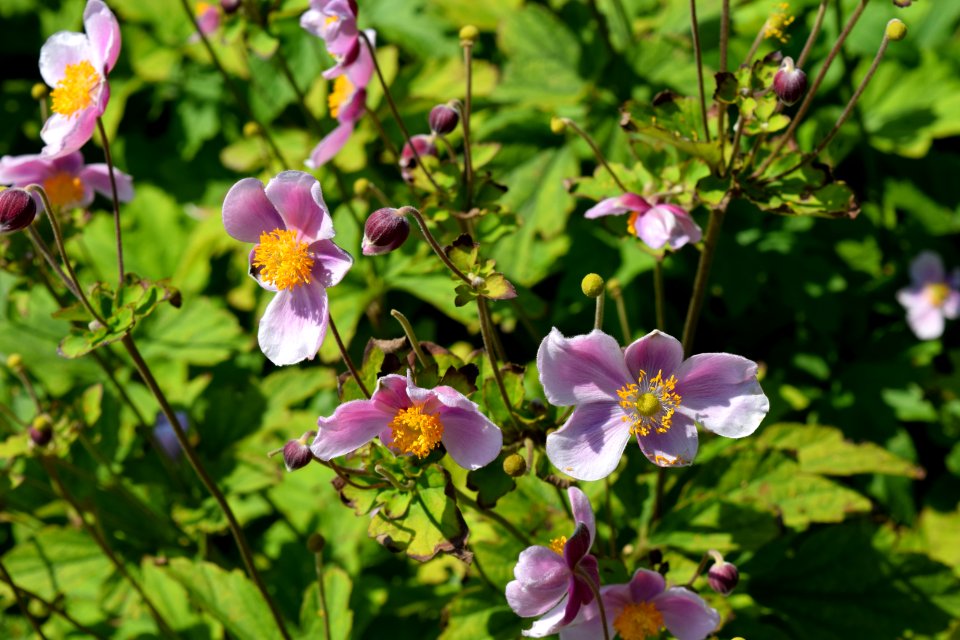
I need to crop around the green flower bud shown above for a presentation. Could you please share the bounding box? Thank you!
[503,453,527,477]
[550,116,566,134]
[31,83,48,101]
[886,19,907,41]
[6,353,23,371]
[353,178,371,197]
[581,273,605,298]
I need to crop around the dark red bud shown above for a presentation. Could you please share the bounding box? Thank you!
[220,0,241,14]
[362,207,410,256]
[428,104,459,135]
[773,57,807,106]
[892,0,911,6]
[283,431,315,471]
[0,189,37,234]
[708,561,740,595]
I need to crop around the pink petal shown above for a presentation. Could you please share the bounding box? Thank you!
[653,587,721,640]
[627,568,666,602]
[305,121,355,169]
[567,487,596,547]
[371,374,412,411]
[39,31,93,87]
[308,239,353,287]
[83,0,121,73]
[436,404,502,470]
[943,291,960,319]
[624,330,684,381]
[910,251,944,286]
[545,401,631,481]
[222,177,284,243]
[0,154,55,185]
[346,30,376,88]
[40,108,99,158]
[195,5,220,36]
[507,546,570,617]
[523,598,571,638]
[79,164,134,202]
[666,204,703,245]
[907,305,945,340]
[584,193,649,219]
[257,283,328,366]
[636,413,698,467]
[896,286,925,311]
[311,397,396,459]
[674,353,769,438]
[538,328,632,407]
[265,171,333,242]
[563,523,592,568]
[634,207,677,250]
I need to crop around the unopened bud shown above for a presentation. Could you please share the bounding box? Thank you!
[6,353,23,371]
[220,0,241,14]
[353,177,371,197]
[886,18,907,41]
[399,135,438,183]
[428,103,460,135]
[581,273,605,298]
[892,0,911,6]
[772,56,807,106]
[550,116,567,134]
[459,25,479,44]
[307,533,326,553]
[707,551,740,595]
[0,189,37,234]
[283,431,316,471]
[503,453,527,477]
[242,121,259,137]
[362,207,410,256]
[29,415,53,448]
[31,83,49,101]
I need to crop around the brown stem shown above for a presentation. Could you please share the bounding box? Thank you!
[562,118,629,192]
[651,467,666,525]
[454,488,532,546]
[477,297,520,430]
[575,567,611,640]
[653,259,666,331]
[681,204,727,357]
[608,279,632,343]
[685,551,712,587]
[689,0,711,142]
[462,42,476,211]
[313,550,333,640]
[328,313,370,399]
[798,0,830,69]
[390,309,428,367]
[95,117,124,289]
[594,290,606,331]
[406,207,473,285]
[0,564,106,639]
[0,557,49,639]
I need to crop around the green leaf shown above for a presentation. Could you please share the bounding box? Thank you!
[621,93,723,170]
[466,452,516,509]
[439,586,524,640]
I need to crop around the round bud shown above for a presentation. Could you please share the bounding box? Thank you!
[353,178,371,197]
[307,533,326,553]
[29,415,53,448]
[362,207,411,256]
[550,116,567,134]
[6,353,23,371]
[31,83,49,101]
[886,18,907,41]
[0,188,38,234]
[459,25,479,44]
[892,0,912,6]
[220,0,241,14]
[428,103,460,135]
[708,560,740,596]
[242,121,259,137]
[581,273,605,298]
[503,453,527,477]
[282,431,315,471]
[772,56,807,106]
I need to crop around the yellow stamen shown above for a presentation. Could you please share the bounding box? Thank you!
[325,15,339,27]
[51,61,100,117]
[926,283,950,307]
[252,228,315,290]
[548,536,567,555]
[616,369,682,437]
[328,75,354,119]
[613,601,664,640]
[764,2,795,43]
[388,404,444,458]
[42,172,84,209]
[627,210,640,237]
[195,1,213,15]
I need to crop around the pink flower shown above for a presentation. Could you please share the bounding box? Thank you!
[506,487,600,638]
[222,171,353,366]
[539,328,769,481]
[896,251,959,340]
[310,372,502,469]
[38,0,121,158]
[300,0,359,59]
[192,2,221,39]
[399,134,438,184]
[585,193,702,251]
[559,569,720,640]
[0,151,133,211]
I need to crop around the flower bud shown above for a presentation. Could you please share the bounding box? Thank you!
[707,551,740,595]
[892,0,911,7]
[550,116,567,134]
[242,121,259,137]
[307,533,326,553]
[0,188,37,234]
[886,18,907,41]
[220,0,241,14]
[459,25,479,44]
[503,453,527,477]
[399,134,438,183]
[6,353,23,371]
[283,431,316,471]
[31,83,49,101]
[362,207,411,256]
[353,177,371,197]
[428,103,460,135]
[772,56,807,106]
[581,273,605,298]
[29,415,53,448]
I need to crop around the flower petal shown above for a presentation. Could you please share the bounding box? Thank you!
[654,587,721,640]
[83,0,121,73]
[437,404,502,470]
[907,304,945,340]
[567,487,596,546]
[257,283,328,366]
[305,121,355,169]
[79,164,134,202]
[39,31,93,87]
[637,413,698,467]
[265,170,334,242]
[522,598,571,638]
[627,568,666,603]
[312,397,395,460]
[309,239,353,288]
[633,207,677,250]
[538,328,632,407]
[624,330,684,381]
[222,177,284,243]
[506,546,569,617]
[563,523,592,567]
[40,108,99,158]
[910,250,944,286]
[584,193,650,219]
[675,353,769,438]
[546,401,631,481]
[943,290,960,319]
[0,154,53,185]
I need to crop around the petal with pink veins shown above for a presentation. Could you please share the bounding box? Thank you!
[624,330,684,381]
[306,121,355,169]
[311,397,395,459]
[309,239,353,288]
[79,164,134,202]
[257,282,328,366]
[265,171,333,242]
[637,413,698,467]
[674,353,769,438]
[222,178,284,242]
[567,487,596,545]
[83,0,121,73]
[654,587,721,640]
[546,401,631,481]
[39,32,94,87]
[538,328,632,407]
[40,108,100,158]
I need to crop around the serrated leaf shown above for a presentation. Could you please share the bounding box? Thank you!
[465,452,516,509]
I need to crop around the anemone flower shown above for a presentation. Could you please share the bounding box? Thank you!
[310,372,502,469]
[300,0,358,58]
[399,134,438,184]
[222,171,353,366]
[560,569,720,640]
[896,251,959,340]
[38,0,120,158]
[190,2,221,40]
[585,193,701,251]
[506,487,600,638]
[0,151,133,211]
[539,328,769,481]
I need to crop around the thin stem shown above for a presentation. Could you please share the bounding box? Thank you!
[681,205,727,357]
[95,118,124,288]
[594,290,605,331]
[604,477,617,559]
[717,0,730,159]
[607,279,632,343]
[797,0,830,69]
[0,564,106,639]
[313,550,333,640]
[689,0,711,142]
[561,118,629,192]
[12,367,42,415]
[477,297,521,430]
[366,109,399,160]
[461,41,476,211]
[390,309,428,367]
[118,336,291,640]
[0,557,49,639]
[359,31,443,193]
[406,207,474,285]
[653,259,665,331]
[725,116,746,175]
[575,568,611,640]
[743,25,766,67]
[651,467,666,525]
[328,313,370,399]
[272,46,322,134]
[454,488,532,546]
[685,551,712,588]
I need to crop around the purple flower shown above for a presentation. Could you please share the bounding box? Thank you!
[0,189,38,234]
[192,2,221,39]
[300,0,359,59]
[38,0,121,158]
[399,134,438,183]
[896,251,959,340]
[153,411,189,461]
[585,193,702,251]
[559,569,720,640]
[310,372,502,469]
[0,151,133,211]
[222,171,353,366]
[539,328,769,481]
[506,487,600,638]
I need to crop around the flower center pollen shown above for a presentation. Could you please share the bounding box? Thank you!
[388,404,444,458]
[617,369,682,437]
[548,536,567,555]
[252,229,315,290]
[926,283,950,307]
[328,75,354,119]
[51,61,100,117]
[43,172,84,209]
[764,2,795,43]
[613,602,664,640]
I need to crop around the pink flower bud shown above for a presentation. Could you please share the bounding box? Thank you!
[399,134,437,183]
[428,103,459,135]
[773,56,807,106]
[29,424,53,447]
[362,207,410,256]
[283,431,316,471]
[221,0,241,13]
[708,558,740,595]
[0,188,37,234]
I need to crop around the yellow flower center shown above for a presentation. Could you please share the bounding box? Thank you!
[627,211,640,237]
[51,60,100,117]
[388,404,444,458]
[195,1,212,15]
[548,536,567,555]
[43,172,84,209]
[926,283,950,307]
[252,229,315,290]
[764,2,795,43]
[328,75,354,119]
[613,602,664,640]
[325,15,339,27]
[617,369,682,437]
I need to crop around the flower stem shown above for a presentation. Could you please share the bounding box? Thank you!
[405,207,473,285]
[0,561,106,639]
[328,313,370,399]
[454,488,532,546]
[366,109,400,160]
[0,557,49,640]
[594,289,605,331]
[118,335,291,640]
[654,259,665,331]
[685,551,712,587]
[560,118,629,192]
[11,364,42,415]
[604,477,617,559]
[461,39,476,211]
[717,0,730,160]
[689,0,711,143]
[651,467,666,525]
[95,117,125,290]
[681,204,727,357]
[313,549,333,640]
[477,297,521,430]
[607,279,632,343]
[797,0,830,68]
[390,309,428,367]
[575,567,611,640]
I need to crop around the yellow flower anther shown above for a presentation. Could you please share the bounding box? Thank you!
[328,74,354,119]
[389,404,444,458]
[51,60,99,117]
[613,601,664,640]
[763,2,795,44]
[43,173,84,209]
[617,369,682,437]
[252,229,315,291]
[548,536,567,555]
